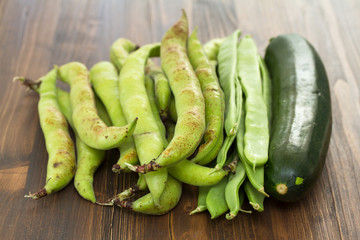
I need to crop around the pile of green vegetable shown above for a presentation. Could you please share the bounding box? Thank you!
[15,10,331,219]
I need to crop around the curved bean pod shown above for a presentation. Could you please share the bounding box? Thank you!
[237,35,269,167]
[195,129,224,166]
[168,159,236,186]
[168,94,177,122]
[217,30,242,136]
[115,175,182,215]
[110,38,138,71]
[58,62,137,150]
[144,75,168,147]
[118,43,168,207]
[146,60,171,121]
[90,61,139,172]
[57,89,111,203]
[130,10,205,173]
[203,38,224,62]
[187,29,225,164]
[22,69,76,199]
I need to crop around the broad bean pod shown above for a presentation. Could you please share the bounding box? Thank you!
[57,89,111,203]
[90,61,139,172]
[168,159,236,186]
[58,62,137,150]
[129,10,206,173]
[187,29,225,165]
[118,43,168,207]
[146,60,171,121]
[114,175,181,215]
[110,38,138,71]
[20,69,76,199]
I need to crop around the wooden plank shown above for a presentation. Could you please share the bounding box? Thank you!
[0,0,359,239]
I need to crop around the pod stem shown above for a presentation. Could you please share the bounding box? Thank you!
[258,187,270,197]
[24,188,47,200]
[96,184,141,206]
[13,76,41,92]
[111,164,122,173]
[189,206,207,215]
[209,160,237,175]
[125,160,162,173]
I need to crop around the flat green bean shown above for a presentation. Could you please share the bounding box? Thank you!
[236,102,269,197]
[237,35,269,167]
[217,30,242,136]
[244,180,265,212]
[190,186,210,215]
[206,175,229,219]
[225,154,248,219]
[258,54,272,129]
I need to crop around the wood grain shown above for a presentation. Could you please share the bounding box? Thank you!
[0,0,359,239]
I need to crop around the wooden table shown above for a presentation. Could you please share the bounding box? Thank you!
[1,0,359,239]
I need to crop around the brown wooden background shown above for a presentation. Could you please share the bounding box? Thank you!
[1,0,359,239]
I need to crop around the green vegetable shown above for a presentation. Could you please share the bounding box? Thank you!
[264,34,332,202]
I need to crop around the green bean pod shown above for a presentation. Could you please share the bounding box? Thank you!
[118,43,168,207]
[144,75,168,147]
[206,175,229,219]
[214,77,242,170]
[236,102,269,197]
[115,175,182,215]
[23,69,76,199]
[58,62,137,150]
[258,54,272,128]
[146,61,171,121]
[187,29,225,165]
[225,156,248,219]
[237,35,269,167]
[190,186,211,215]
[57,89,112,203]
[90,61,139,172]
[130,10,205,173]
[110,38,138,71]
[217,30,242,136]
[168,159,236,186]
[244,180,265,212]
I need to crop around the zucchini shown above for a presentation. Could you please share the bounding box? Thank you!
[264,34,332,202]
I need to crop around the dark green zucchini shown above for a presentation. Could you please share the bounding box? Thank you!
[264,34,332,202]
